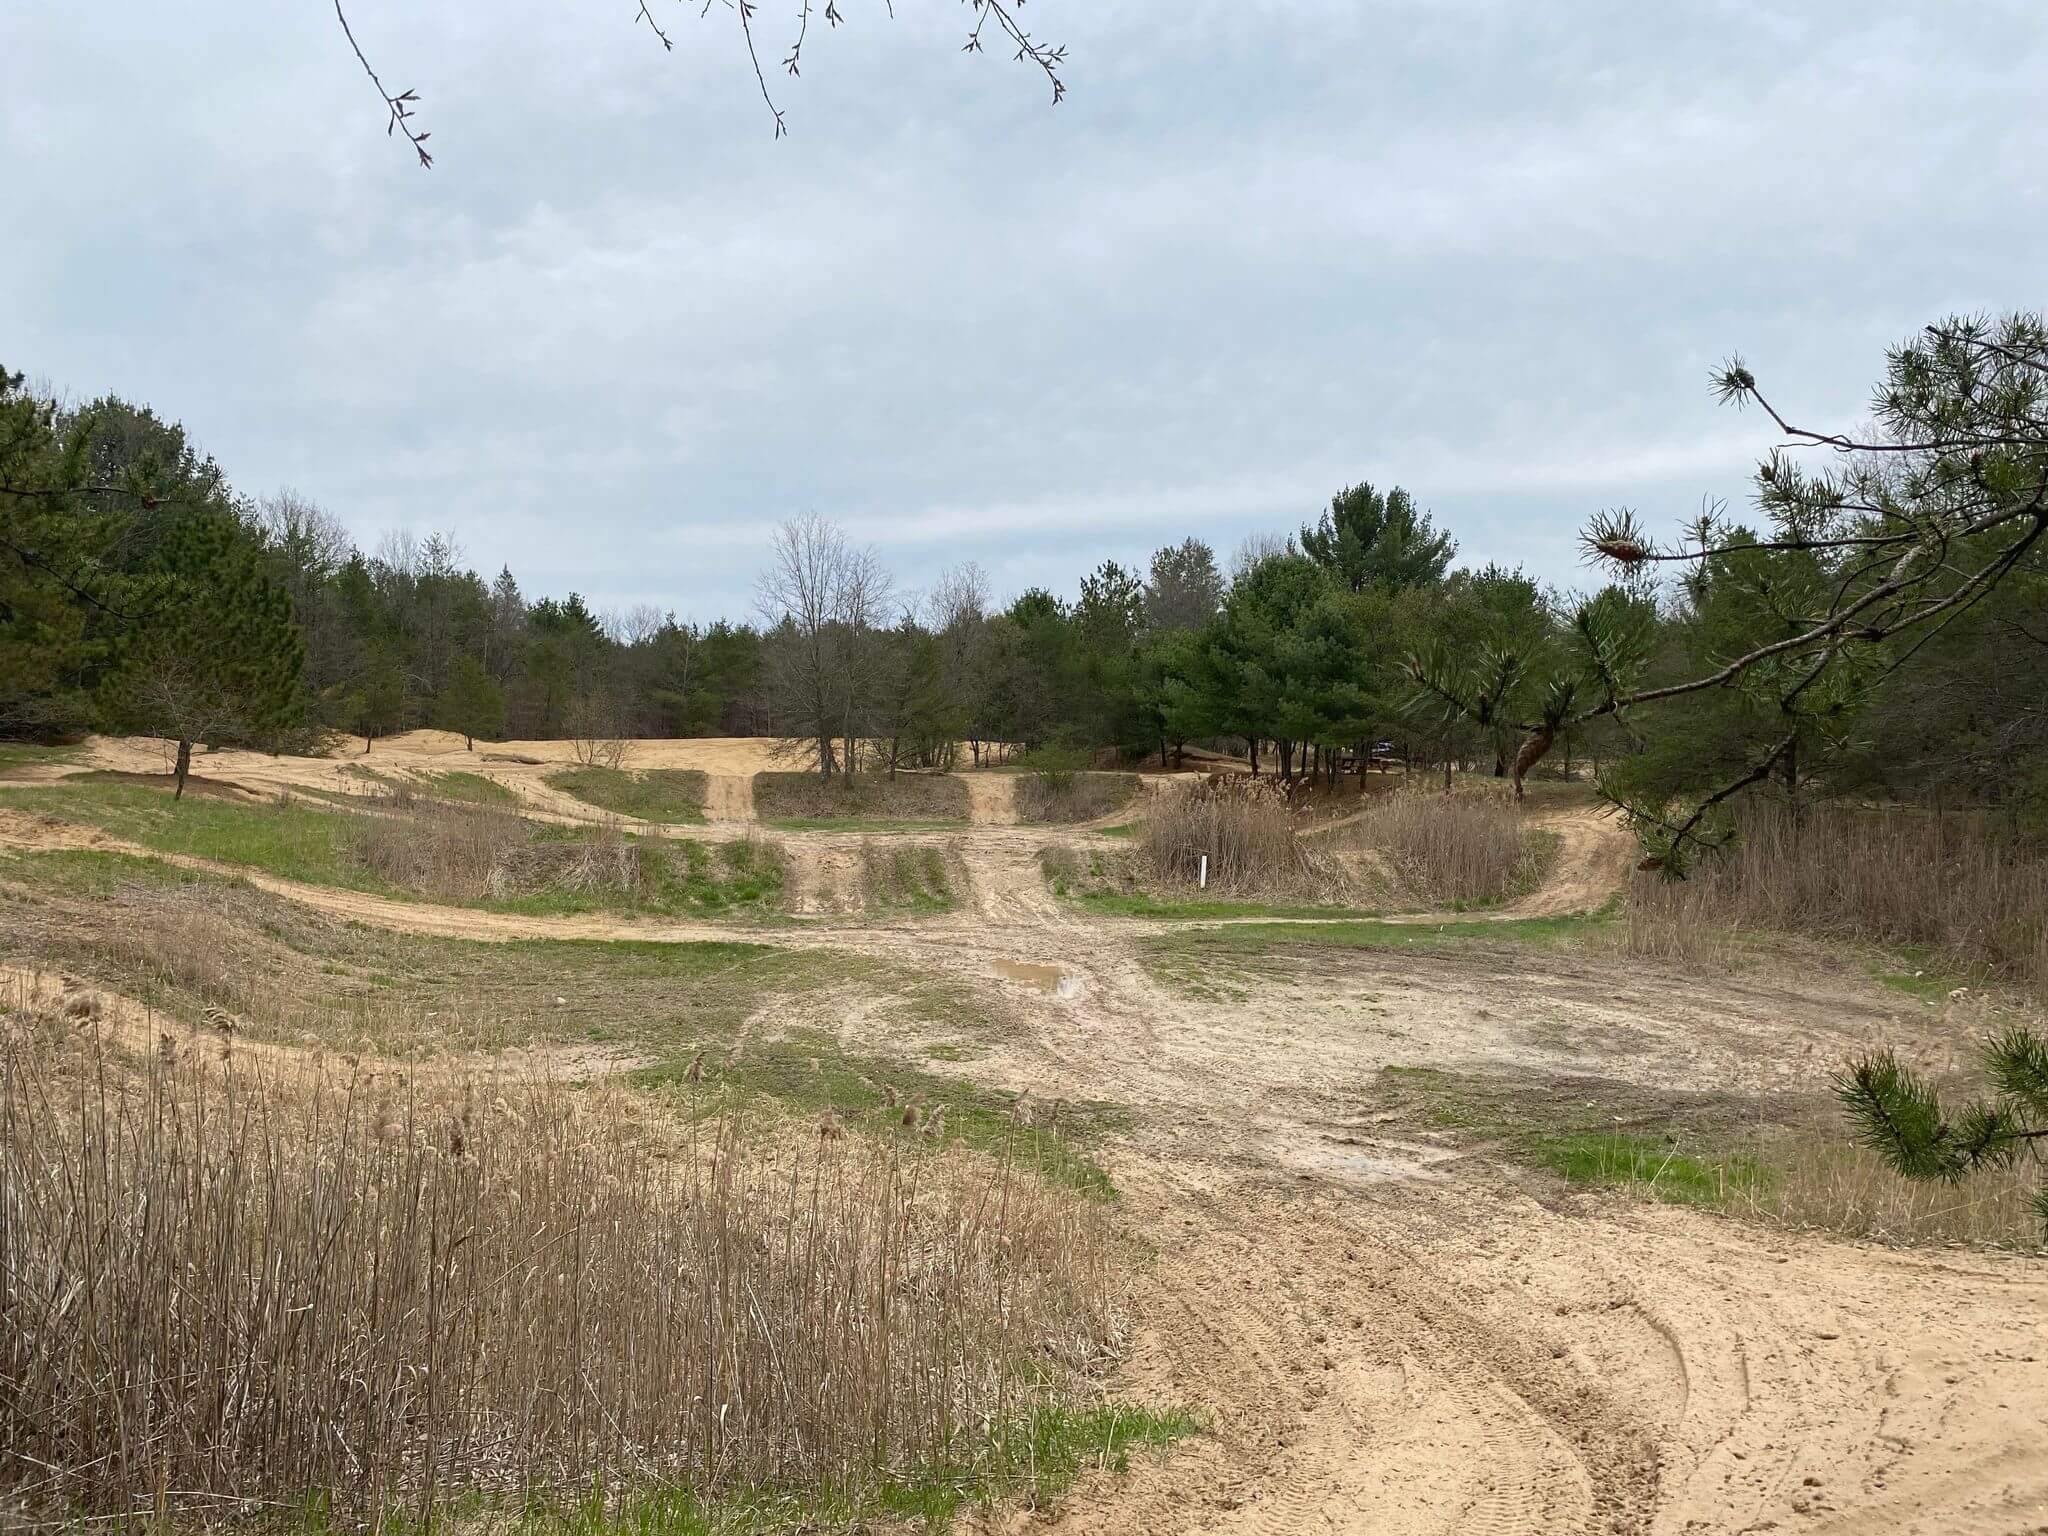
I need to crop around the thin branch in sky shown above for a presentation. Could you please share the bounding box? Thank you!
[333,1,434,168]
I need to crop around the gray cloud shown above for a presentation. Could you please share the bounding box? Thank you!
[5,1,2043,618]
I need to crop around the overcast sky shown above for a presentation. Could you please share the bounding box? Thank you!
[5,2,2043,621]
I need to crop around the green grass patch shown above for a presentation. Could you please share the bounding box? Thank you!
[636,1035,1124,1199]
[0,781,783,921]
[0,846,238,899]
[1,781,384,890]
[0,740,82,773]
[547,766,708,824]
[861,844,955,914]
[420,770,519,805]
[1095,822,1139,839]
[1518,1130,1765,1206]
[371,1402,1194,1536]
[1870,946,1973,1002]
[1076,892,1386,921]
[1375,1064,1768,1210]
[1137,913,1609,991]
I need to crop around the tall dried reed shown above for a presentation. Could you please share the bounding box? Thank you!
[1346,789,1536,907]
[1625,803,2048,995]
[0,1008,1118,1525]
[1138,780,1333,898]
[1014,773,1137,826]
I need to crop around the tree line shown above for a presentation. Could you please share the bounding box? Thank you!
[4,315,2045,843]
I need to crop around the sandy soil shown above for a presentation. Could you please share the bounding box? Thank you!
[4,744,2046,1534]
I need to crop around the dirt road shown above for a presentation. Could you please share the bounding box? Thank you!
[5,743,2045,1534]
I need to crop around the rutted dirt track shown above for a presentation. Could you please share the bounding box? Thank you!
[6,740,2047,1534]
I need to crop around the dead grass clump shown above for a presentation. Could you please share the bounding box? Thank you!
[342,797,532,901]
[1016,772,1138,825]
[1733,1130,2045,1251]
[1139,779,1334,898]
[485,820,644,900]
[0,1018,1120,1525]
[1626,803,2048,996]
[1617,873,1742,969]
[754,771,970,824]
[1346,788,1538,907]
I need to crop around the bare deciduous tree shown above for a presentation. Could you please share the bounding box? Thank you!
[755,513,893,777]
[566,694,630,769]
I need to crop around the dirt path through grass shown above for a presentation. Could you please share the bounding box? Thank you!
[6,758,2046,1533]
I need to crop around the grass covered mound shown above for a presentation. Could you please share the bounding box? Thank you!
[546,765,708,823]
[754,771,970,829]
[0,780,780,919]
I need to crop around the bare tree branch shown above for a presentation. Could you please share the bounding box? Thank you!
[334,1,433,168]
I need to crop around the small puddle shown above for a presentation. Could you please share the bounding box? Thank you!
[994,959,1083,999]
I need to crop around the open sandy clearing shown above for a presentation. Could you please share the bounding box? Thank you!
[2,768,2044,1533]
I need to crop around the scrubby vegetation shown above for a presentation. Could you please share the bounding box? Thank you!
[0,1001,1142,1530]
[753,771,969,829]
[546,765,708,823]
[1623,803,2048,999]
[1137,780,1334,901]
[1016,768,1138,825]
[1342,786,1554,908]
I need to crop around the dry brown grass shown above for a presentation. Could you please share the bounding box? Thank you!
[1736,1132,2045,1251]
[1343,788,1541,908]
[1015,772,1138,826]
[753,772,970,825]
[0,1000,1119,1526]
[1138,780,1336,899]
[1624,803,2048,996]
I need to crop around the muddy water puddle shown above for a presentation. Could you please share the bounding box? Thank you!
[994,959,1083,999]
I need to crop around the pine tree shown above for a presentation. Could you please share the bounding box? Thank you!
[434,654,504,749]
[100,509,304,796]
[1838,1030,2048,1236]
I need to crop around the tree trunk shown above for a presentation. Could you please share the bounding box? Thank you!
[465,734,474,751]
[1442,754,1451,792]
[890,733,901,780]
[1249,738,1260,776]
[818,734,834,777]
[1510,728,1555,801]
[173,739,192,800]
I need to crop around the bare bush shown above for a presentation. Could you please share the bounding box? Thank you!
[566,694,630,770]
[1139,779,1334,898]
[1346,788,1541,907]
[0,1019,1119,1525]
[486,820,645,900]
[1624,803,2048,996]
